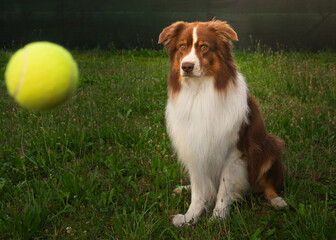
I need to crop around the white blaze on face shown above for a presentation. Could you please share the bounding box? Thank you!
[180,27,201,77]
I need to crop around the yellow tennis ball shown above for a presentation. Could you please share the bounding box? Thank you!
[5,41,79,111]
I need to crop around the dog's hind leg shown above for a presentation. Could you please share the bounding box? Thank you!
[212,152,250,219]
[264,185,288,208]
[260,159,288,208]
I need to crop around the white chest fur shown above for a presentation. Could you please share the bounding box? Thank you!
[166,74,249,192]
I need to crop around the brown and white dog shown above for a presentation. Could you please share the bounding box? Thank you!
[158,20,287,227]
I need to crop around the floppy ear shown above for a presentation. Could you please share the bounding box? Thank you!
[209,20,238,42]
[158,21,186,47]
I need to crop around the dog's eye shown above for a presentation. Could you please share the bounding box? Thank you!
[179,45,186,52]
[200,45,208,52]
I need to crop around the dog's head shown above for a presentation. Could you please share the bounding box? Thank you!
[158,20,238,83]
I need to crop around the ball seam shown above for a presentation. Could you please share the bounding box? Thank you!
[14,47,29,97]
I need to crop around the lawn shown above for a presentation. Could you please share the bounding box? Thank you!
[0,48,335,239]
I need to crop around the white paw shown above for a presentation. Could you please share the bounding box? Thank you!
[270,197,288,208]
[171,214,191,227]
[211,207,228,221]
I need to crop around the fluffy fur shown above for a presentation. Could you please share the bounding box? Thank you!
[158,20,287,227]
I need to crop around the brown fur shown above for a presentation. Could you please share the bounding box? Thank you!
[237,95,285,200]
[198,22,238,92]
[158,20,239,96]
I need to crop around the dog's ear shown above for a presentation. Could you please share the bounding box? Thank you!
[158,21,186,47]
[209,20,238,42]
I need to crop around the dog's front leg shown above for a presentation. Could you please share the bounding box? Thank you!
[171,182,206,227]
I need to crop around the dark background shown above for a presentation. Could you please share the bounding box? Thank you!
[1,0,336,50]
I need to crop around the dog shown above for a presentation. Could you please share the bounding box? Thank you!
[158,20,288,227]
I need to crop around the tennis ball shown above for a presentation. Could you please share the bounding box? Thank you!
[5,41,79,111]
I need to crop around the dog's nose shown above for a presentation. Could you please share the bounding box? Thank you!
[181,62,194,73]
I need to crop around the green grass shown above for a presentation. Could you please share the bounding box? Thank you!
[0,47,335,239]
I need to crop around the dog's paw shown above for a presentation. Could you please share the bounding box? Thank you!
[171,214,190,227]
[211,207,228,221]
[270,197,288,208]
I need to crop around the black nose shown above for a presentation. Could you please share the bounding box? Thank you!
[182,62,194,73]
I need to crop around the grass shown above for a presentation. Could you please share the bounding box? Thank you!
[0,47,335,239]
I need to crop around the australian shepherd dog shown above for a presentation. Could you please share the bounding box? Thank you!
[158,20,287,227]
